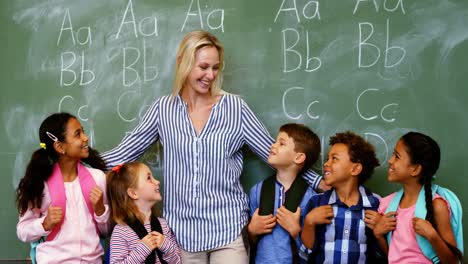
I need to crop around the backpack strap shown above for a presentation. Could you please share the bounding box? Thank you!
[258,175,309,263]
[435,185,464,256]
[127,215,167,264]
[384,189,404,246]
[416,184,464,263]
[284,176,309,213]
[258,175,276,216]
[259,175,309,214]
[29,237,45,264]
[46,162,99,241]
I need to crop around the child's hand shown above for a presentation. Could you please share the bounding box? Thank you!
[247,208,276,236]
[304,205,334,226]
[89,186,105,216]
[141,231,165,250]
[413,217,436,239]
[276,206,301,238]
[364,210,382,230]
[373,211,397,237]
[42,206,63,231]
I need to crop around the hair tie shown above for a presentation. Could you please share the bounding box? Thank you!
[39,143,46,150]
[112,164,124,173]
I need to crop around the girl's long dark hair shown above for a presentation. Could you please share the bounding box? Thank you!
[15,112,106,215]
[401,132,463,262]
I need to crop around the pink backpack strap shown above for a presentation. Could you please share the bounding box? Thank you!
[77,162,96,219]
[46,162,99,241]
[46,164,67,241]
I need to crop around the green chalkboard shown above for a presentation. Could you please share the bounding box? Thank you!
[2,0,468,259]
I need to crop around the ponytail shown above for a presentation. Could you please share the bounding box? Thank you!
[16,148,55,215]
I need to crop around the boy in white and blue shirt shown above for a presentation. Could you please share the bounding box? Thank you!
[301,131,383,263]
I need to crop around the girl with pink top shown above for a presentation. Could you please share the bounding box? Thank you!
[16,112,110,264]
[106,162,181,264]
[370,132,463,263]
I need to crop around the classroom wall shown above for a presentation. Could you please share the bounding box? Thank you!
[2,0,468,259]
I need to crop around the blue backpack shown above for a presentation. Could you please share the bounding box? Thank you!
[29,237,45,264]
[385,184,463,263]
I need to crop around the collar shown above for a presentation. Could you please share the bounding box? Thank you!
[326,185,379,209]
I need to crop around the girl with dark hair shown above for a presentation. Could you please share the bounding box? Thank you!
[16,112,109,264]
[372,132,463,263]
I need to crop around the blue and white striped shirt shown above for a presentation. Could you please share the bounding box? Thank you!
[102,94,322,251]
[301,186,380,263]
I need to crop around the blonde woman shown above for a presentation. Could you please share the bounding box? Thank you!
[102,30,325,264]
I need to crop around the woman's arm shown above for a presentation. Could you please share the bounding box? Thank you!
[101,98,161,170]
[240,100,323,191]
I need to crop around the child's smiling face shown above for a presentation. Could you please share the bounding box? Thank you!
[134,164,162,203]
[388,139,419,183]
[60,118,89,160]
[323,143,357,187]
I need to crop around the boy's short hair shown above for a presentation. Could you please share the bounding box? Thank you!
[279,123,321,172]
[329,131,380,184]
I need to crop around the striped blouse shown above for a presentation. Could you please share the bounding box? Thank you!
[102,94,322,251]
[110,218,181,263]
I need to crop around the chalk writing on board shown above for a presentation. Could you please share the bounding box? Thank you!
[58,95,90,122]
[356,88,398,122]
[365,132,389,163]
[181,0,224,32]
[282,28,322,73]
[57,9,92,46]
[274,0,320,23]
[57,9,95,87]
[116,0,159,39]
[353,0,406,15]
[282,87,320,120]
[358,20,406,69]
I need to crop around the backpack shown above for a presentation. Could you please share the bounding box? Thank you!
[385,184,463,263]
[30,162,102,264]
[252,175,309,264]
[126,215,167,264]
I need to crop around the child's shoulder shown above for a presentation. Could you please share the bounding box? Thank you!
[310,189,334,204]
[85,166,105,176]
[358,185,381,207]
[249,179,264,194]
[157,217,169,226]
[377,192,399,213]
[84,166,106,184]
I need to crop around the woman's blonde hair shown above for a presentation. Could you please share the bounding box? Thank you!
[172,30,225,97]
[106,162,158,225]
